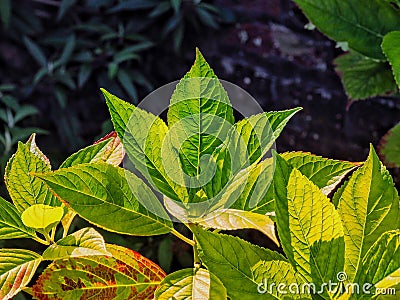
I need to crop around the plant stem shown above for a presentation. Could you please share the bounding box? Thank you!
[50,227,56,241]
[42,230,54,244]
[62,211,76,238]
[193,234,201,268]
[33,236,50,245]
[171,229,195,246]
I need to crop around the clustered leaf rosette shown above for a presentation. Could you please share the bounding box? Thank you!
[0,49,399,300]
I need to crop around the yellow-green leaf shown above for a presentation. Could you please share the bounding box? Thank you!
[336,145,400,281]
[274,154,344,296]
[354,230,400,297]
[196,208,278,246]
[167,49,234,184]
[192,226,285,299]
[60,131,125,168]
[0,196,36,240]
[5,138,60,212]
[102,89,189,202]
[155,268,227,300]
[251,260,311,299]
[42,227,111,260]
[0,249,41,300]
[21,204,64,230]
[35,163,173,236]
[281,151,358,195]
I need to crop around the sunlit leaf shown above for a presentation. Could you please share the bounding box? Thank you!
[35,163,173,236]
[21,204,64,230]
[42,227,110,260]
[379,123,400,168]
[0,196,36,240]
[192,226,285,299]
[0,249,41,300]
[196,208,278,245]
[155,268,227,300]
[32,244,165,299]
[5,137,60,212]
[336,146,399,281]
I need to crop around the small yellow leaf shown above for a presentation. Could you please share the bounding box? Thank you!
[21,204,64,229]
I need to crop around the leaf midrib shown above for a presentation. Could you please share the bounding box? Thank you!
[42,177,172,232]
[302,0,385,40]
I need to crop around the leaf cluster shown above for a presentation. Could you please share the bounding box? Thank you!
[0,50,399,299]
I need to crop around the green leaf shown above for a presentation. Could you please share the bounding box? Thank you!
[233,109,302,165]
[293,0,400,60]
[202,109,301,204]
[192,226,285,299]
[5,137,60,212]
[334,51,397,100]
[35,163,173,236]
[0,0,11,27]
[354,230,400,296]
[57,0,77,21]
[157,237,173,273]
[42,227,110,260]
[167,49,234,178]
[274,154,345,296]
[251,260,310,299]
[195,208,278,245]
[379,123,400,167]
[60,131,125,168]
[107,0,159,13]
[32,244,165,299]
[23,36,47,67]
[57,34,76,65]
[165,158,274,219]
[102,89,188,202]
[26,133,51,168]
[375,269,400,297]
[382,31,400,88]
[281,151,358,195]
[118,69,138,102]
[197,7,219,29]
[336,145,399,281]
[0,249,41,300]
[21,204,64,230]
[0,196,36,240]
[155,268,227,300]
[227,158,275,215]
[14,105,38,124]
[78,64,92,88]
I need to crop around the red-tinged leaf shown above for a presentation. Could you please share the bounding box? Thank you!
[94,131,125,165]
[60,131,125,168]
[0,249,42,300]
[32,244,166,299]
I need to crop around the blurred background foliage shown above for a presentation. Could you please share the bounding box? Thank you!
[0,0,233,160]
